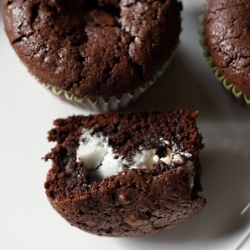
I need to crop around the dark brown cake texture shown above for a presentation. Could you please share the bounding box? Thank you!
[3,0,182,110]
[44,110,206,237]
[203,0,250,106]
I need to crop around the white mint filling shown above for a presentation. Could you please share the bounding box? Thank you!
[76,129,194,187]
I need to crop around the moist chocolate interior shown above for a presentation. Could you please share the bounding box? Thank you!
[44,110,206,236]
[44,110,204,200]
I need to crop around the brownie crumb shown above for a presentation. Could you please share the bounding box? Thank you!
[44,110,206,236]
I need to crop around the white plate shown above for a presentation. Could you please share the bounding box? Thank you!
[0,1,250,249]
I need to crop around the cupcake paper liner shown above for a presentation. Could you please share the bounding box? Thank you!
[198,5,250,108]
[42,45,178,112]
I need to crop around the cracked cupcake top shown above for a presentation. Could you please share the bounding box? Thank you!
[3,0,182,97]
[205,0,250,93]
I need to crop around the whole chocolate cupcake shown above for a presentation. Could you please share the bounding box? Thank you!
[200,0,250,107]
[44,110,206,236]
[3,0,182,111]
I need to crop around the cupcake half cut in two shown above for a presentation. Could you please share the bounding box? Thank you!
[44,110,206,237]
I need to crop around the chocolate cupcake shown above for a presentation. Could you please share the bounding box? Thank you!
[44,110,206,236]
[200,0,250,107]
[3,0,182,111]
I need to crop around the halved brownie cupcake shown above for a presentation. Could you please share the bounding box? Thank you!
[44,110,206,236]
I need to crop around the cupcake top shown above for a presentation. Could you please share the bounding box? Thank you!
[4,0,182,98]
[205,0,250,93]
[44,110,205,236]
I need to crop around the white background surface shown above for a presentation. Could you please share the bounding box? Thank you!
[1,0,250,249]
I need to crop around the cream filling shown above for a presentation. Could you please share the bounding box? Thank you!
[76,129,194,188]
